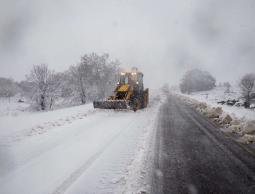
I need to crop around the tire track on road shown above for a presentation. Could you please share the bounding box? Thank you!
[51,119,137,194]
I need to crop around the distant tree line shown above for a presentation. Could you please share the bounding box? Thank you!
[179,68,255,108]
[0,53,119,110]
[0,78,19,101]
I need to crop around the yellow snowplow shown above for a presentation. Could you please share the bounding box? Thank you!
[93,68,149,111]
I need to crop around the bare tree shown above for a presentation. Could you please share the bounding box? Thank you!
[68,65,87,104]
[26,64,55,110]
[240,73,255,108]
[67,53,119,104]
[48,73,62,109]
[23,54,119,108]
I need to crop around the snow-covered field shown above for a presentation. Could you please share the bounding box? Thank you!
[181,86,255,121]
[0,91,163,194]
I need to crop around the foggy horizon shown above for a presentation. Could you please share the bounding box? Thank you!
[1,0,255,88]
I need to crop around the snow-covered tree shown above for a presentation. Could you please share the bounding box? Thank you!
[93,58,120,101]
[240,73,255,108]
[180,69,216,94]
[26,64,60,110]
[0,77,19,101]
[47,73,62,109]
[22,53,119,109]
[66,53,119,104]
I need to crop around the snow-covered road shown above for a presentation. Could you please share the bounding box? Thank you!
[0,96,162,194]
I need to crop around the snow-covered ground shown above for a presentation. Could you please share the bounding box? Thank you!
[180,86,255,121]
[0,97,30,117]
[0,91,163,194]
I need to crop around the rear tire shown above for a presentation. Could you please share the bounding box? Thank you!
[141,94,145,109]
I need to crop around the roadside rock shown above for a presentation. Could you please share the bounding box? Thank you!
[241,134,255,144]
[198,102,207,110]
[243,121,255,135]
[195,102,207,111]
[212,118,221,124]
[230,125,242,134]
[222,115,233,125]
[231,119,240,126]
[208,107,223,118]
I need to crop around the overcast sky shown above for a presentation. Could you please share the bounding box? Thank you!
[0,0,255,88]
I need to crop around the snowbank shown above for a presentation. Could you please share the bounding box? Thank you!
[181,86,255,120]
[177,93,255,145]
[0,103,95,145]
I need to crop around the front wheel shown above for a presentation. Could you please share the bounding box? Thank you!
[130,99,140,112]
[132,100,138,112]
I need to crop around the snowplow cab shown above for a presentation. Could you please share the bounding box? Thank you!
[93,68,149,111]
[116,71,144,94]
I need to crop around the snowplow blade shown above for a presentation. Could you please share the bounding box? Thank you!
[93,100,128,109]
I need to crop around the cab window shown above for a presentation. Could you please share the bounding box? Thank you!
[120,75,129,84]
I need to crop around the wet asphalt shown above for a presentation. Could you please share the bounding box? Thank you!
[151,95,255,194]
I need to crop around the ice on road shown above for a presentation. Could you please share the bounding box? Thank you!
[0,97,161,194]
